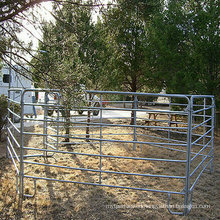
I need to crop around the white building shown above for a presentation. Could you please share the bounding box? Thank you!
[0,65,35,115]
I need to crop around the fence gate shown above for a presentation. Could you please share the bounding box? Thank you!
[6,88,215,215]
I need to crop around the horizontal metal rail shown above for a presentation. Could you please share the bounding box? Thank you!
[70,132,133,136]
[7,136,20,162]
[23,154,45,158]
[14,117,187,130]
[7,127,20,148]
[193,106,214,114]
[7,98,21,105]
[191,137,214,161]
[8,88,60,92]
[24,102,65,108]
[7,145,19,175]
[23,147,187,163]
[7,108,21,119]
[192,114,212,118]
[45,142,57,150]
[190,149,212,177]
[23,131,187,147]
[192,117,212,130]
[47,135,57,141]
[24,175,185,195]
[7,117,20,133]
[83,106,188,114]
[190,159,212,191]
[191,127,214,145]
[86,90,191,99]
[23,160,186,179]
[47,126,59,132]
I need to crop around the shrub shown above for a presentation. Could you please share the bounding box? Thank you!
[0,94,20,141]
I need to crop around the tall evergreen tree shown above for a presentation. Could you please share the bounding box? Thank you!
[32,1,107,101]
[102,0,163,93]
[148,0,220,108]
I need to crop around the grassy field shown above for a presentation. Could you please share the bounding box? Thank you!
[0,121,219,220]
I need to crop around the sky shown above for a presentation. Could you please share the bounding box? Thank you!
[19,2,54,51]
[17,0,110,62]
[19,0,109,50]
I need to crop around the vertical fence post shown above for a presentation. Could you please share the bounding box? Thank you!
[99,94,103,184]
[43,91,48,157]
[168,97,172,140]
[19,90,25,198]
[210,98,215,173]
[86,93,91,142]
[133,95,138,150]
[6,90,11,158]
[12,91,16,147]
[202,98,206,169]
[184,97,193,215]
[203,98,206,138]
[56,93,60,150]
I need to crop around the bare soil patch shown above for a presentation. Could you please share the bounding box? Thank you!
[0,122,219,220]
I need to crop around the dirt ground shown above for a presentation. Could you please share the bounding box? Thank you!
[0,120,219,220]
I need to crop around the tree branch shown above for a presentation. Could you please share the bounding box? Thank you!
[0,0,50,22]
[0,0,116,22]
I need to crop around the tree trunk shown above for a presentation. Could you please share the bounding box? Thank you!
[86,108,91,142]
[86,93,92,142]
[130,95,135,125]
[64,109,71,143]
[130,79,137,125]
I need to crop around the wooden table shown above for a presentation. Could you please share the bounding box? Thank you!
[145,112,178,127]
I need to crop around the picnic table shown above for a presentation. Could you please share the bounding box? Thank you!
[145,112,178,127]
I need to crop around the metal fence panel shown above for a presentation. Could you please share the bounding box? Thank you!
[6,88,215,216]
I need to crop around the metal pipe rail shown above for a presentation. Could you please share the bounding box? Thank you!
[6,89,215,216]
